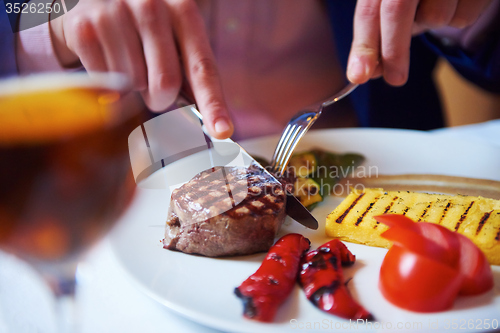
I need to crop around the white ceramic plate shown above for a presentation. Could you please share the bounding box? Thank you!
[110,128,500,333]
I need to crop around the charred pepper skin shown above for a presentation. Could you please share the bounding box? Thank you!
[234,233,311,322]
[299,239,373,321]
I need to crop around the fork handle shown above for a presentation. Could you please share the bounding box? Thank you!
[321,82,358,108]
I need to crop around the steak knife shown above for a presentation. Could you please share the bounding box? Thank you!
[175,93,318,230]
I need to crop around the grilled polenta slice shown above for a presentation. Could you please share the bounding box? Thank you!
[326,188,500,265]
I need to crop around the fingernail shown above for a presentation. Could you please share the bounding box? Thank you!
[214,118,230,133]
[348,58,365,80]
[386,71,406,86]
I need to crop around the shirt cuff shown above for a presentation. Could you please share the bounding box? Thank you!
[16,21,67,74]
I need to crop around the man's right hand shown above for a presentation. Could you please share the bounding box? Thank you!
[50,0,233,139]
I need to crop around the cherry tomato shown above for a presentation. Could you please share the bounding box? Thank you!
[374,214,493,312]
[381,226,457,267]
[374,214,419,231]
[455,231,493,295]
[415,221,492,295]
[379,245,462,312]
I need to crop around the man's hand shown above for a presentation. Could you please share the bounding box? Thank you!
[49,0,233,139]
[347,0,492,86]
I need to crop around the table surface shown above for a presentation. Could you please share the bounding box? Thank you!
[1,119,499,333]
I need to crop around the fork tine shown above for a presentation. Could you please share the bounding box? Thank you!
[277,125,308,175]
[271,123,297,171]
[271,124,291,160]
[274,124,294,159]
[275,111,321,174]
[275,125,302,172]
[272,111,315,171]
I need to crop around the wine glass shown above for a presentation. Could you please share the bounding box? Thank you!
[0,72,145,332]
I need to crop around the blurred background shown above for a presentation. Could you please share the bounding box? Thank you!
[435,59,500,126]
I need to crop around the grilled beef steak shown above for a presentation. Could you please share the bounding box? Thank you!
[163,165,286,257]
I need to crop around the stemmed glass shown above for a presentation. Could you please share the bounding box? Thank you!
[0,72,144,332]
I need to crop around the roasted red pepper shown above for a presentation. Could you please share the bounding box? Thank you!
[234,233,311,322]
[299,239,373,320]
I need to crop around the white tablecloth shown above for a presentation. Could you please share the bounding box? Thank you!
[1,119,499,333]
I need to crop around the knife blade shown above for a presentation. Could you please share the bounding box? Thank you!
[175,93,318,230]
[285,192,318,229]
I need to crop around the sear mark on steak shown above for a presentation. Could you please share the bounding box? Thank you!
[163,164,286,257]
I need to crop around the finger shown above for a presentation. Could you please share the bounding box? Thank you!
[411,22,427,36]
[380,0,419,86]
[93,6,135,75]
[415,0,458,29]
[66,17,107,72]
[372,62,383,79]
[92,3,149,91]
[348,0,382,84]
[169,0,233,139]
[450,0,491,28]
[50,14,81,67]
[130,0,182,111]
[114,5,148,91]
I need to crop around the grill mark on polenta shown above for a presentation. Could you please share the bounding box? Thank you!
[384,196,399,214]
[402,207,410,216]
[418,203,433,222]
[455,201,475,231]
[476,211,492,235]
[355,197,380,226]
[496,228,500,241]
[374,196,399,229]
[335,193,365,224]
[438,202,453,224]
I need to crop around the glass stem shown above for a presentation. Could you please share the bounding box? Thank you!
[41,261,80,333]
[54,279,79,333]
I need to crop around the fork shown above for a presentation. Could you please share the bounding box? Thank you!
[269,82,359,176]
